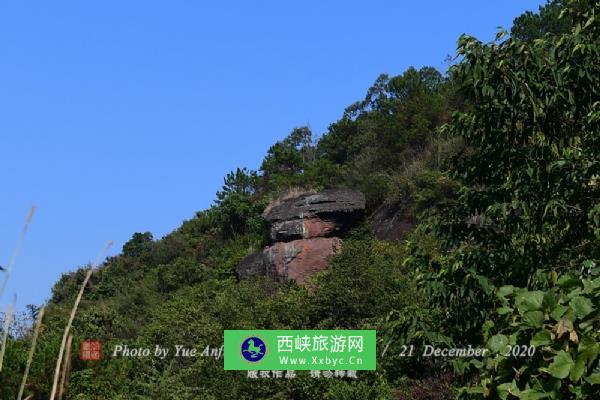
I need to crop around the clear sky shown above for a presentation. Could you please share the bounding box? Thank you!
[1,0,545,311]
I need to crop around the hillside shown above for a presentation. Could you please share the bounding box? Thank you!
[1,1,600,399]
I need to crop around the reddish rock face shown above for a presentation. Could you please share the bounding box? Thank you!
[267,237,342,284]
[237,237,342,285]
[270,217,340,240]
[302,217,337,239]
[236,189,364,285]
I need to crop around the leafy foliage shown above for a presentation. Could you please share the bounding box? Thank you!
[5,1,600,399]
[511,0,571,42]
[463,264,600,398]
[411,1,600,398]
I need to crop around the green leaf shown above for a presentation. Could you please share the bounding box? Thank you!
[542,290,557,311]
[577,337,600,366]
[476,273,494,295]
[567,288,582,299]
[531,330,552,347]
[550,305,568,321]
[557,274,580,289]
[423,330,453,346]
[547,351,574,379]
[518,389,549,400]
[497,306,513,315]
[488,334,509,354]
[523,311,545,328]
[569,296,594,319]
[497,381,519,400]
[569,353,587,382]
[516,291,544,313]
[585,372,600,385]
[497,285,515,300]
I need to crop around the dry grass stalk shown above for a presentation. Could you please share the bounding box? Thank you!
[0,205,37,299]
[0,293,16,371]
[17,306,45,400]
[49,240,113,400]
[58,333,73,400]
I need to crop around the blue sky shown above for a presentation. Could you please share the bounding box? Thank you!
[0,0,545,310]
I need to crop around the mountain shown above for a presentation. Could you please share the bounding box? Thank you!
[2,1,600,399]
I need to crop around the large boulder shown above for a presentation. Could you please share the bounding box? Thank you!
[236,237,342,284]
[236,188,365,285]
[264,189,365,241]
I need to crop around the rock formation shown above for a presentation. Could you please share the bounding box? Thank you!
[263,189,366,241]
[237,189,365,284]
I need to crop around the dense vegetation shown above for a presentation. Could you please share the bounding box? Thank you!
[1,1,599,399]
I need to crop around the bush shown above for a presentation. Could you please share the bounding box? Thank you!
[310,239,417,328]
[463,263,600,399]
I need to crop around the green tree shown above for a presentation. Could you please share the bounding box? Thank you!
[216,168,258,204]
[260,126,313,181]
[122,232,153,258]
[416,0,600,397]
[511,0,571,42]
[317,67,453,167]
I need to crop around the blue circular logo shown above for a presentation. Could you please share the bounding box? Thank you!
[241,336,266,362]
